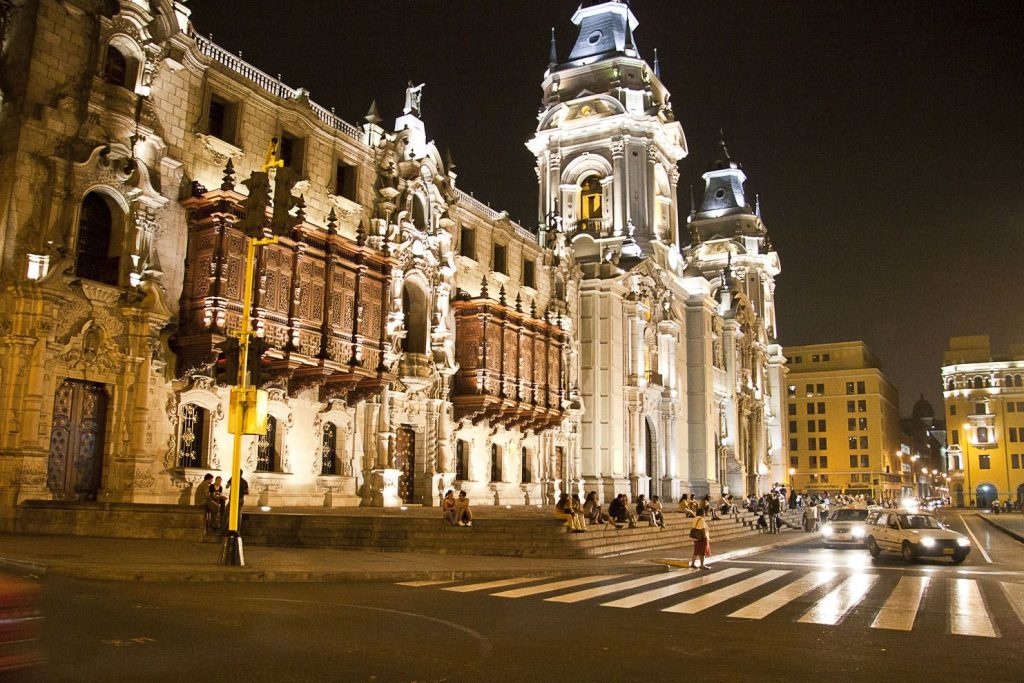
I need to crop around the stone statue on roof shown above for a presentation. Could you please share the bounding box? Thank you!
[403,81,425,116]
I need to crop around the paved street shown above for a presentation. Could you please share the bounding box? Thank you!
[16,511,1024,682]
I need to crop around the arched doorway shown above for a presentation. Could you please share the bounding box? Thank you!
[395,425,416,504]
[47,379,108,500]
[644,418,654,498]
[976,484,997,509]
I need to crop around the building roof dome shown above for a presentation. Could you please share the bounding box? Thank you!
[912,394,935,420]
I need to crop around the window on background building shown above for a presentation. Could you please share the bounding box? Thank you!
[951,405,958,415]
[176,404,208,468]
[459,227,476,259]
[1012,453,1020,469]
[974,402,986,415]
[493,243,507,275]
[819,438,827,449]
[809,456,818,468]
[521,447,531,484]
[846,382,855,394]
[951,454,960,469]
[978,454,991,469]
[847,400,855,413]
[821,474,829,483]
[807,420,816,433]
[818,419,826,431]
[790,438,798,451]
[455,440,468,480]
[808,438,816,451]
[1008,403,1015,413]
[207,93,238,145]
[977,426,990,443]
[820,456,829,468]
[1005,375,1013,388]
[1011,427,1019,443]
[1018,402,1024,411]
[805,384,814,396]
[857,381,865,394]
[859,417,868,430]
[335,161,357,201]
[74,192,123,287]
[787,385,796,398]
[320,422,338,476]
[816,384,825,396]
[794,356,803,364]
[848,436,857,449]
[103,44,129,87]
[861,454,869,468]
[806,403,815,415]
[859,436,868,448]
[817,401,825,413]
[1016,375,1023,387]
[812,354,820,362]
[809,473,819,483]
[848,418,856,431]
[850,455,858,468]
[858,400,866,412]
[789,421,797,433]
[788,404,796,416]
[279,131,305,175]
[790,455,798,468]
[823,353,831,361]
[951,429,959,445]
[490,444,502,482]
[522,259,536,288]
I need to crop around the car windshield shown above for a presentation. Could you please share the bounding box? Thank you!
[898,514,942,530]
[831,509,868,522]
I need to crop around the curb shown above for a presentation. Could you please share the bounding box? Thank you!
[977,514,1024,544]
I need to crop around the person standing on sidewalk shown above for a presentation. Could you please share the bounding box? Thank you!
[223,471,249,532]
[690,510,711,570]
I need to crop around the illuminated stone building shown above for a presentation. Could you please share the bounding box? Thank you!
[784,342,903,502]
[0,0,786,525]
[941,335,1024,508]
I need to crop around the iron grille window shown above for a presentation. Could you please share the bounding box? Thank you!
[177,404,206,468]
[257,416,277,472]
[321,422,338,475]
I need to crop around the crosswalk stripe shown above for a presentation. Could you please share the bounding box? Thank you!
[545,571,684,604]
[728,571,836,620]
[950,578,997,638]
[601,568,750,609]
[491,574,627,598]
[442,577,543,593]
[1000,582,1024,625]
[662,570,790,614]
[871,576,929,631]
[396,579,456,587]
[798,573,879,625]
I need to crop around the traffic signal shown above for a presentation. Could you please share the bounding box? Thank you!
[213,337,241,386]
[247,337,272,387]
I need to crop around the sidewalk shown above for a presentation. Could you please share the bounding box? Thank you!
[976,512,1024,544]
[0,526,809,584]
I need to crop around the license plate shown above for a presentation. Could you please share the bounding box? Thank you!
[942,548,954,555]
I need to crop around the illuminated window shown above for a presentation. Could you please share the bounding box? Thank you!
[846,382,855,394]
[257,416,278,472]
[976,426,989,443]
[859,417,868,430]
[848,437,857,449]
[579,176,603,231]
[812,354,820,362]
[177,404,208,468]
[787,385,796,398]
[978,454,991,470]
[321,423,338,476]
[820,474,829,483]
[816,384,824,395]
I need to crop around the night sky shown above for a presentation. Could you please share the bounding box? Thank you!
[187,0,1024,415]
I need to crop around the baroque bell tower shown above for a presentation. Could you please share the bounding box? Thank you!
[526,0,687,261]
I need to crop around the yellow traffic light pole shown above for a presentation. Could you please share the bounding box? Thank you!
[221,141,283,566]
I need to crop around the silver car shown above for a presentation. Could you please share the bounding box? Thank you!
[865,509,971,564]
[820,508,870,547]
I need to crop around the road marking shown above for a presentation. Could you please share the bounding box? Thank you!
[442,577,543,593]
[601,568,750,609]
[958,514,992,564]
[491,574,626,598]
[545,571,682,603]
[1000,582,1024,625]
[396,579,456,587]
[662,569,790,614]
[798,573,879,625]
[871,576,929,631]
[724,558,1024,576]
[950,578,997,637]
[729,571,836,619]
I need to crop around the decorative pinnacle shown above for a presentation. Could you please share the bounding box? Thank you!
[480,273,489,299]
[515,291,522,313]
[355,220,366,247]
[498,283,506,307]
[365,100,382,125]
[220,158,236,192]
[294,194,306,224]
[530,298,538,318]
[548,27,558,67]
[653,48,661,78]
[326,207,338,234]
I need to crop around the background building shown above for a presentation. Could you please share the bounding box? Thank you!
[785,342,902,502]
[941,335,1024,508]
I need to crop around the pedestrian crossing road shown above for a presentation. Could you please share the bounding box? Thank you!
[398,567,1024,638]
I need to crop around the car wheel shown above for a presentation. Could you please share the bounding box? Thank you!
[901,541,916,563]
[867,537,880,558]
[952,551,967,565]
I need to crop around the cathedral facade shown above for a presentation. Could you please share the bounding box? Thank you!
[0,0,785,527]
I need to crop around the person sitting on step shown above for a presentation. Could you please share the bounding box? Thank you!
[442,490,457,526]
[583,491,620,528]
[454,491,473,527]
[609,493,638,528]
[635,494,661,527]
[556,493,587,533]
[648,495,666,528]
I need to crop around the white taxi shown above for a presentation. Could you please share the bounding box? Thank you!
[864,509,971,564]
[820,507,870,547]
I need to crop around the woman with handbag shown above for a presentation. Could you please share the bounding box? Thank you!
[690,510,711,570]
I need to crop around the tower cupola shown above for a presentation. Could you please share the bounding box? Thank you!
[696,131,751,218]
[566,1,640,66]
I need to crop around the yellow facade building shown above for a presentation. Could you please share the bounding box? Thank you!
[941,336,1024,508]
[785,342,903,502]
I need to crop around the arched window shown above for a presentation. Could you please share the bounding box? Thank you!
[75,192,122,286]
[455,440,467,480]
[103,45,128,87]
[321,422,338,475]
[579,176,603,231]
[412,195,428,231]
[257,416,278,472]
[177,404,208,468]
[1016,375,1023,387]
[1004,375,1013,388]
[973,377,984,389]
[521,447,531,484]
[490,443,502,483]
[401,284,428,354]
[946,379,955,391]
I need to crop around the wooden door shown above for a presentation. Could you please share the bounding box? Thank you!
[47,379,108,500]
[395,426,415,503]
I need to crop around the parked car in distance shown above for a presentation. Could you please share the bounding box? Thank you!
[0,573,43,675]
[864,509,971,564]
[820,507,870,547]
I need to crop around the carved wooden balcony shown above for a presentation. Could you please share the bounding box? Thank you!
[452,297,568,432]
[174,187,394,403]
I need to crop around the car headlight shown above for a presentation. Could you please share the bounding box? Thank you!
[852,527,865,538]
[821,524,833,536]
[957,538,970,547]
[919,537,936,547]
